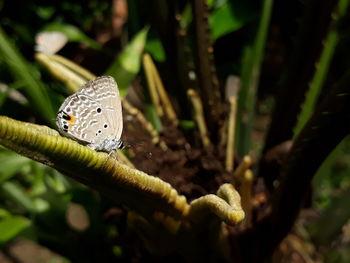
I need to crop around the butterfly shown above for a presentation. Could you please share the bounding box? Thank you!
[56,76,124,152]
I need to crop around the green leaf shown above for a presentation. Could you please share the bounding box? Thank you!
[209,2,258,40]
[105,27,149,96]
[36,6,55,19]
[180,3,192,29]
[309,177,350,245]
[0,208,11,219]
[42,23,101,50]
[0,182,36,213]
[179,120,196,130]
[0,152,32,183]
[0,27,56,124]
[313,136,350,209]
[0,216,31,245]
[144,37,165,62]
[144,104,162,131]
[236,0,273,156]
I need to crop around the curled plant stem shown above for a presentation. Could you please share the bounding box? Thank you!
[189,183,245,225]
[143,54,179,126]
[187,89,211,147]
[0,115,247,251]
[117,150,135,168]
[143,54,164,118]
[240,169,253,230]
[233,155,252,183]
[0,116,188,221]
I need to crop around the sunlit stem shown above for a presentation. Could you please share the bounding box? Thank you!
[187,89,211,147]
[0,116,190,222]
[189,184,245,225]
[117,150,135,167]
[143,54,179,126]
[240,169,253,230]
[233,155,252,183]
[145,54,179,126]
[35,53,86,93]
[226,97,237,172]
[48,54,95,80]
[225,76,240,172]
[143,54,164,117]
[122,100,168,150]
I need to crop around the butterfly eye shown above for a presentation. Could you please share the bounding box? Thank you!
[96,108,102,113]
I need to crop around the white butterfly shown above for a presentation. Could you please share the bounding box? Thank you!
[56,76,124,152]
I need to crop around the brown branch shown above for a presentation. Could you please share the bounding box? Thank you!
[191,0,221,137]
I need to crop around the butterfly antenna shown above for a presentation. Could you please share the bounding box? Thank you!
[121,140,136,149]
[122,140,153,160]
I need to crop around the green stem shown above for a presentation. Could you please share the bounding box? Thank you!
[236,0,273,156]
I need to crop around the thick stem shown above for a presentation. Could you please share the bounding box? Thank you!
[191,0,221,138]
[226,97,237,172]
[263,0,338,153]
[241,69,350,262]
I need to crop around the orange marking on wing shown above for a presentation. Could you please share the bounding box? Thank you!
[66,114,76,124]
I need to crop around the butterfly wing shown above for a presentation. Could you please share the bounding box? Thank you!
[78,76,123,141]
[56,93,114,145]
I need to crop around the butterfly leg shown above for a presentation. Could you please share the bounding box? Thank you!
[86,143,98,151]
[107,150,118,159]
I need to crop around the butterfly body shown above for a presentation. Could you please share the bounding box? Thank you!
[56,76,123,153]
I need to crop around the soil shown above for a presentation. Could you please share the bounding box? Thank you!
[122,107,232,201]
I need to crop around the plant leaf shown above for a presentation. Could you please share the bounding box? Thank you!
[0,216,31,245]
[41,23,101,50]
[210,2,258,40]
[105,27,149,96]
[0,27,56,124]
